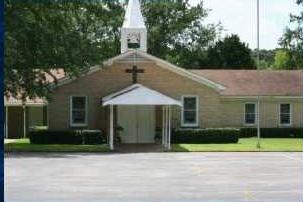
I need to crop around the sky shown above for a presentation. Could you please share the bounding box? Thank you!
[189,0,301,50]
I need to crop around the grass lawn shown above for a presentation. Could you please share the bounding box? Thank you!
[4,139,110,152]
[172,138,303,152]
[4,138,303,152]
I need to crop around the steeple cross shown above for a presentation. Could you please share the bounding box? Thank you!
[125,65,144,84]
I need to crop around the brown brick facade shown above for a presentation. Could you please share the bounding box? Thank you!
[218,98,302,128]
[48,62,303,134]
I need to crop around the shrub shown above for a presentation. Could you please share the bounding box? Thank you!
[29,130,82,144]
[81,130,106,145]
[29,129,106,145]
[240,127,303,138]
[171,128,239,144]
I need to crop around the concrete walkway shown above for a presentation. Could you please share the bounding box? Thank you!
[5,152,303,202]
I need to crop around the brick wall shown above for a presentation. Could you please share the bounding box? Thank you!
[48,62,303,132]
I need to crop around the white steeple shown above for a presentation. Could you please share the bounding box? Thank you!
[121,0,147,53]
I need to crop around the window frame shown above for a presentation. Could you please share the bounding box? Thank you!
[279,103,292,127]
[70,95,88,127]
[244,103,257,126]
[181,95,199,127]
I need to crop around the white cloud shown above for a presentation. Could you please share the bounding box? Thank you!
[189,0,301,49]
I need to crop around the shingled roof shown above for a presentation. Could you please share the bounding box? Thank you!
[5,69,302,106]
[4,69,66,106]
[190,70,303,96]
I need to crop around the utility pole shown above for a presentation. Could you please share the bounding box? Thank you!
[256,0,261,149]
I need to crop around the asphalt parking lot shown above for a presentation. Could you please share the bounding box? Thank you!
[5,152,303,202]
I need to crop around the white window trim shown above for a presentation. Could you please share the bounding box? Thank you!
[181,95,199,127]
[70,95,88,127]
[279,103,292,127]
[244,103,257,126]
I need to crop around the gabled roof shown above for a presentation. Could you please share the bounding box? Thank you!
[55,50,226,92]
[4,69,66,106]
[102,84,181,106]
[7,54,301,107]
[191,70,303,96]
[103,50,226,92]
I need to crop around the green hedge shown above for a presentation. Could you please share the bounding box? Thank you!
[172,128,239,144]
[29,130,106,145]
[240,128,303,138]
[82,130,106,145]
[29,130,82,144]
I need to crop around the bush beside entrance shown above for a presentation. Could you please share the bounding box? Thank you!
[172,128,239,144]
[29,129,106,145]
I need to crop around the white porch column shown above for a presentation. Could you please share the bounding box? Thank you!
[164,106,167,148]
[168,106,171,150]
[165,105,169,148]
[109,105,114,151]
[23,104,26,138]
[5,106,8,139]
[162,105,165,145]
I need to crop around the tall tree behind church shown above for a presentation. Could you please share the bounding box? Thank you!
[207,35,256,69]
[141,0,222,68]
[4,0,124,100]
[279,0,303,69]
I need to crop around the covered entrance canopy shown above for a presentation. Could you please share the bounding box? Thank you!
[102,84,181,150]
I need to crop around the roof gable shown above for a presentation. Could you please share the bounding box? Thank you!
[53,52,302,97]
[102,84,181,106]
[56,50,226,92]
[103,50,226,92]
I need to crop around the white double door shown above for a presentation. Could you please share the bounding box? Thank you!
[117,105,155,143]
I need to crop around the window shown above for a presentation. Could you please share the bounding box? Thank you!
[244,103,256,125]
[182,96,198,127]
[280,103,291,126]
[70,96,88,127]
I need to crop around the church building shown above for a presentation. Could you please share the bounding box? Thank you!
[4,0,303,150]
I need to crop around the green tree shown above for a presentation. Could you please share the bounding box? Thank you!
[279,0,303,69]
[251,49,275,69]
[4,0,124,100]
[274,49,293,69]
[141,0,221,68]
[206,34,256,69]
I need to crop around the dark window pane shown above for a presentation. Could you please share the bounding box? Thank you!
[280,104,290,124]
[184,97,196,110]
[73,97,86,109]
[245,104,255,113]
[280,104,290,114]
[71,96,87,125]
[245,104,256,124]
[184,111,196,124]
[245,114,255,124]
[280,114,290,124]
[72,111,86,124]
